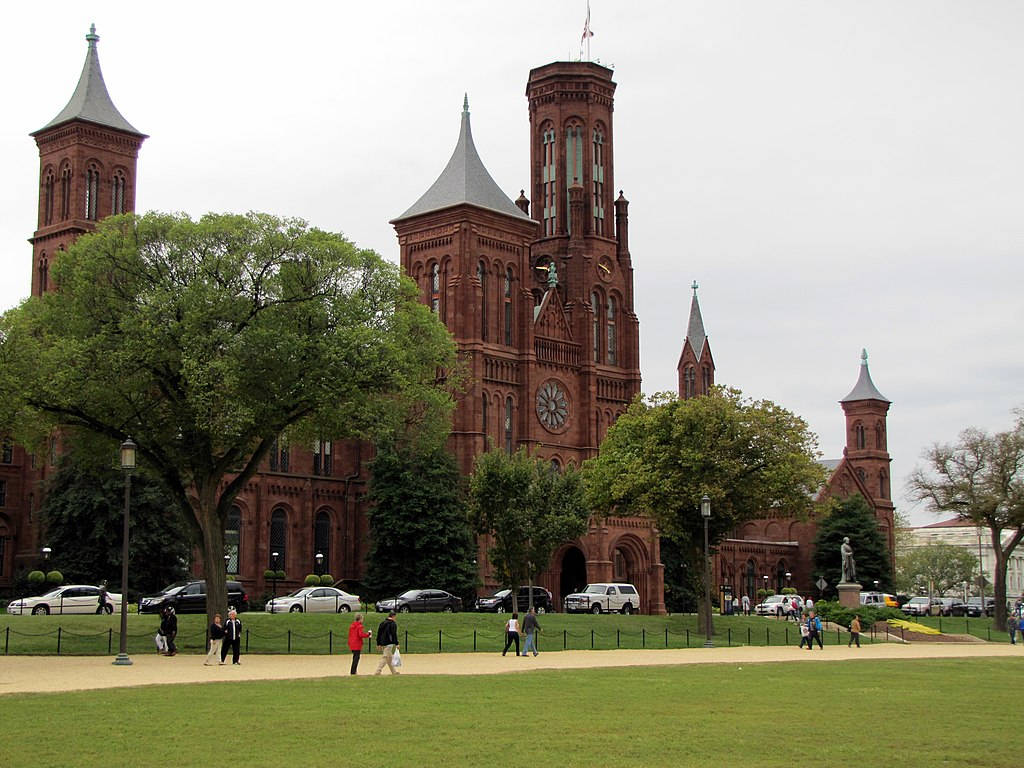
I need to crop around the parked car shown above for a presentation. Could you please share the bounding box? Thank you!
[6,584,123,615]
[755,594,802,617]
[563,583,641,614]
[902,596,941,617]
[266,586,360,614]
[936,597,966,616]
[965,597,995,617]
[475,586,554,613]
[138,580,248,614]
[375,589,462,613]
[859,592,898,609]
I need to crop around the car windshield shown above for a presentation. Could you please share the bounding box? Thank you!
[491,590,511,598]
[399,590,420,600]
[283,588,313,598]
[158,582,187,595]
[583,585,606,594]
[40,588,64,599]
[908,597,928,604]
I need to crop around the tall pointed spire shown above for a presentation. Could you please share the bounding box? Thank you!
[840,349,890,403]
[33,24,145,137]
[391,96,531,222]
[686,280,707,361]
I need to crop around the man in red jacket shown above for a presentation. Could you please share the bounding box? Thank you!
[347,614,372,675]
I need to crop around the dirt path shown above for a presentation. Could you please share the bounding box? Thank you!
[1,642,1021,696]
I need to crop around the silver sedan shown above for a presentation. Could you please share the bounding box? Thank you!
[7,585,123,615]
[265,586,361,614]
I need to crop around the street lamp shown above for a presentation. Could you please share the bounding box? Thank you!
[315,552,324,576]
[271,551,280,598]
[873,579,879,593]
[224,554,231,573]
[701,494,713,648]
[41,546,51,561]
[113,437,136,667]
[785,571,792,589]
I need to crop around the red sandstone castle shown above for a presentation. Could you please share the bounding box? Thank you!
[0,29,894,609]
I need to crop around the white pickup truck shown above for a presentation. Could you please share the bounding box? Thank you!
[563,583,641,614]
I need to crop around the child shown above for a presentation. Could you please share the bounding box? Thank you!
[798,615,810,649]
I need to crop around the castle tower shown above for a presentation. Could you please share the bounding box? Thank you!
[677,281,715,398]
[29,25,146,296]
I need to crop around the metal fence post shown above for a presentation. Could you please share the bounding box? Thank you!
[665,627,668,648]
[728,627,732,647]
[766,626,770,646]
[642,628,646,648]
[616,629,620,648]
[57,626,62,655]
[563,629,567,650]
[473,630,477,651]
[404,629,408,653]
[591,629,594,649]
[108,628,112,654]
[4,626,8,655]
[686,629,689,648]
[329,630,333,655]
[438,629,442,652]
[748,627,751,645]
[287,629,292,653]
[785,626,789,645]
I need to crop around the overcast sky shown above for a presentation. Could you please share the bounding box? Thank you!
[2,1,1022,525]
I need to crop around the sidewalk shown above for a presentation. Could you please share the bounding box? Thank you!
[1,641,1020,696]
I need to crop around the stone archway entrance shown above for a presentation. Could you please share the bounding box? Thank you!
[559,546,587,606]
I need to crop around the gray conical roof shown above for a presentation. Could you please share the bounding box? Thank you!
[840,349,890,403]
[686,281,707,361]
[33,25,145,137]
[392,96,531,223]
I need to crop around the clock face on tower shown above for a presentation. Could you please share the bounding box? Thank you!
[596,256,614,282]
[536,379,570,432]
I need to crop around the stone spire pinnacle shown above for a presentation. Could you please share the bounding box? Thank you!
[686,282,707,362]
[840,348,890,403]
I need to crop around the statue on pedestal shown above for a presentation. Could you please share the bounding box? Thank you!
[840,537,856,583]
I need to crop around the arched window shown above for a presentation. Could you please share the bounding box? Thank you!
[879,471,889,499]
[1,438,12,464]
[430,262,440,315]
[269,438,289,472]
[478,260,488,341]
[875,422,884,450]
[37,254,48,296]
[225,506,241,573]
[111,171,127,215]
[503,267,514,346]
[314,510,331,573]
[541,125,557,235]
[606,296,617,365]
[85,163,100,220]
[313,439,332,476]
[592,126,605,235]
[702,366,711,394]
[504,396,514,455]
[60,164,71,220]
[855,423,866,450]
[591,291,602,363]
[684,366,696,399]
[856,467,866,483]
[269,508,287,569]
[565,123,584,234]
[43,172,55,226]
[481,394,489,445]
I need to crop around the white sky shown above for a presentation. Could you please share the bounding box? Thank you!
[2,1,1022,526]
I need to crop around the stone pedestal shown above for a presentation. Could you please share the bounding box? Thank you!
[837,582,862,609]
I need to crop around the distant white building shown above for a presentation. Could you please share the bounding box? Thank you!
[906,518,1024,602]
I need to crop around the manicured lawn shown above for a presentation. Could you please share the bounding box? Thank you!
[2,657,1021,767]
[1,610,1011,655]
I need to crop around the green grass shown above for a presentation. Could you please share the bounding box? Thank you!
[2,657,1021,767]
[1,610,1012,655]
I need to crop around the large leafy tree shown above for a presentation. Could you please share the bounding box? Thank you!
[365,444,477,605]
[469,448,589,608]
[896,543,977,598]
[0,212,455,625]
[582,388,827,627]
[40,457,191,596]
[908,415,1024,629]
[811,494,893,599]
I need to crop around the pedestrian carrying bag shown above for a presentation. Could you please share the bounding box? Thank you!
[392,647,403,667]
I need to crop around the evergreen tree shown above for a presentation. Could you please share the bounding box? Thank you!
[811,494,892,598]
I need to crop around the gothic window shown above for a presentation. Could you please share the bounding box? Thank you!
[565,123,584,235]
[606,296,617,365]
[37,255,48,296]
[315,510,331,572]
[43,172,55,226]
[430,262,440,315]
[478,261,488,341]
[1,439,12,464]
[313,439,332,476]
[591,291,602,363]
[279,441,290,472]
[875,422,884,450]
[60,164,71,220]
[85,163,100,220]
[684,366,696,399]
[856,467,866,483]
[855,423,865,450]
[504,396,514,455]
[702,366,711,394]
[550,457,562,473]
[592,126,605,235]
[269,508,287,568]
[879,471,889,499]
[225,505,241,573]
[269,438,289,472]
[541,125,557,236]
[503,267,513,346]
[0,479,6,507]
[111,171,127,215]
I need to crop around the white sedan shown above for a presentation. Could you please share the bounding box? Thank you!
[6,585,123,615]
[265,586,361,614]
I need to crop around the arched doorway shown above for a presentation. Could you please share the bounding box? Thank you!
[559,546,587,606]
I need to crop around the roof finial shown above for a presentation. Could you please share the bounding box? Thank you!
[691,280,699,297]
[861,348,868,365]
[86,23,99,46]
[463,93,469,114]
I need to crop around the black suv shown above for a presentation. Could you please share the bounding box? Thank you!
[475,586,554,613]
[138,580,248,614]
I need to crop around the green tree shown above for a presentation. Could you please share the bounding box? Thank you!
[365,444,477,605]
[40,457,190,597]
[0,211,455,625]
[582,388,827,628]
[896,542,977,597]
[908,415,1024,630]
[469,448,589,609]
[811,494,893,599]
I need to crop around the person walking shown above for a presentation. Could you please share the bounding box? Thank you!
[162,605,178,656]
[848,614,862,648]
[205,613,224,665]
[741,594,751,616]
[806,611,823,650]
[375,611,400,675]
[221,608,242,664]
[502,612,521,657]
[798,614,811,649]
[95,581,110,615]
[521,608,541,657]
[1008,612,1018,646]
[348,613,372,674]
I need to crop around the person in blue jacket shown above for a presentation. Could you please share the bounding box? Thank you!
[806,611,823,650]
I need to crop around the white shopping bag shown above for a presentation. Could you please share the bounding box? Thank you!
[392,647,403,668]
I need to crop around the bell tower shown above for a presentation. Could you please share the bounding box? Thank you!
[677,281,715,399]
[29,25,146,296]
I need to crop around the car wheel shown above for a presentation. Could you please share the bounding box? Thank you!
[337,604,351,613]
[496,606,506,614]
[621,603,633,615]
[290,605,303,613]
[591,604,602,615]
[398,605,411,613]
[443,605,454,613]
[537,606,547,615]
[32,605,49,615]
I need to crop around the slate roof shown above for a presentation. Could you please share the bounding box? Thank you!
[392,95,532,223]
[840,349,890,403]
[686,286,708,362]
[33,25,145,137]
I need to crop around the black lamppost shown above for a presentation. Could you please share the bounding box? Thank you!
[41,546,51,561]
[785,571,792,589]
[873,579,879,593]
[113,437,136,666]
[224,554,231,573]
[701,494,713,648]
[271,551,280,598]
[315,552,324,577]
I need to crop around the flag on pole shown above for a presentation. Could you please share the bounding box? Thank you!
[581,1,594,60]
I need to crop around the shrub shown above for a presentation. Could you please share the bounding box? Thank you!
[27,570,45,585]
[275,570,286,581]
[756,588,771,600]
[263,569,276,581]
[781,587,797,595]
[319,574,333,586]
[304,574,320,587]
[46,570,63,585]
[812,600,905,628]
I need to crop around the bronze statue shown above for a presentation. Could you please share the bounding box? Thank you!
[841,536,856,583]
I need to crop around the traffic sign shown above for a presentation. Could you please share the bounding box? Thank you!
[815,577,827,592]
